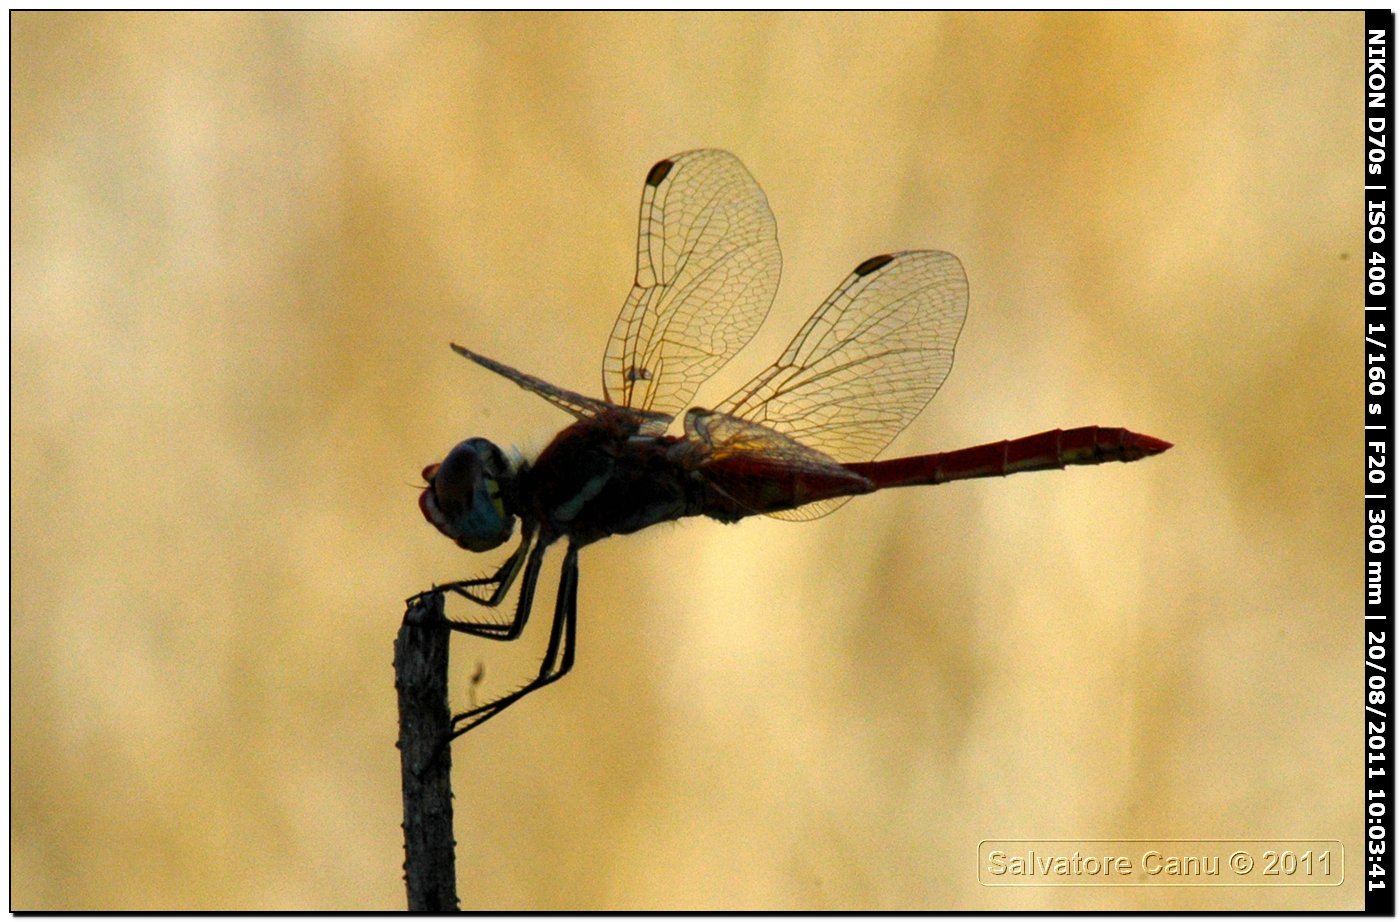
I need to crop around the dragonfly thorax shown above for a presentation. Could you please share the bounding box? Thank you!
[419,437,520,552]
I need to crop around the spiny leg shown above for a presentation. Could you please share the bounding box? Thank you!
[407,526,546,641]
[408,522,535,610]
[448,543,580,740]
[446,533,549,641]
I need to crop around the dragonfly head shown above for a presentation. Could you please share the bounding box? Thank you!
[419,438,519,552]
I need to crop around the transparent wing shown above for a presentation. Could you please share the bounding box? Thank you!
[683,408,860,476]
[452,343,670,431]
[712,250,969,520]
[602,150,782,432]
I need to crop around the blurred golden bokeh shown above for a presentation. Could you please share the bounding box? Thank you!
[12,11,1361,909]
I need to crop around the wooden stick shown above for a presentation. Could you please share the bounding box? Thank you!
[395,592,459,911]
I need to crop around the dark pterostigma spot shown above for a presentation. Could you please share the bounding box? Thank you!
[853,253,896,277]
[646,158,675,187]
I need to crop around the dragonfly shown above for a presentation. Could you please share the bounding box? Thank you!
[414,149,1170,740]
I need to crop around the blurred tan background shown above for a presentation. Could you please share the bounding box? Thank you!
[12,11,1360,910]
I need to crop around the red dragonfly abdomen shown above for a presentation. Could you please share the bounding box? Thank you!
[844,426,1173,490]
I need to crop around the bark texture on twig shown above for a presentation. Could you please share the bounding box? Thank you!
[395,592,459,912]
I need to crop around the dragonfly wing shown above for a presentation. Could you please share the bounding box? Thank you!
[452,343,670,430]
[713,250,969,519]
[602,150,782,432]
[685,408,853,471]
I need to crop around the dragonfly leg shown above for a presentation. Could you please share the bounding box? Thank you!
[447,542,580,740]
[438,534,549,641]
[408,523,535,608]
[408,526,549,641]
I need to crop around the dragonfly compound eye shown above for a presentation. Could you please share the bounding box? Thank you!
[427,438,518,552]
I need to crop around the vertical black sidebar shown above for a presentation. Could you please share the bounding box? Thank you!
[1366,9,1394,916]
